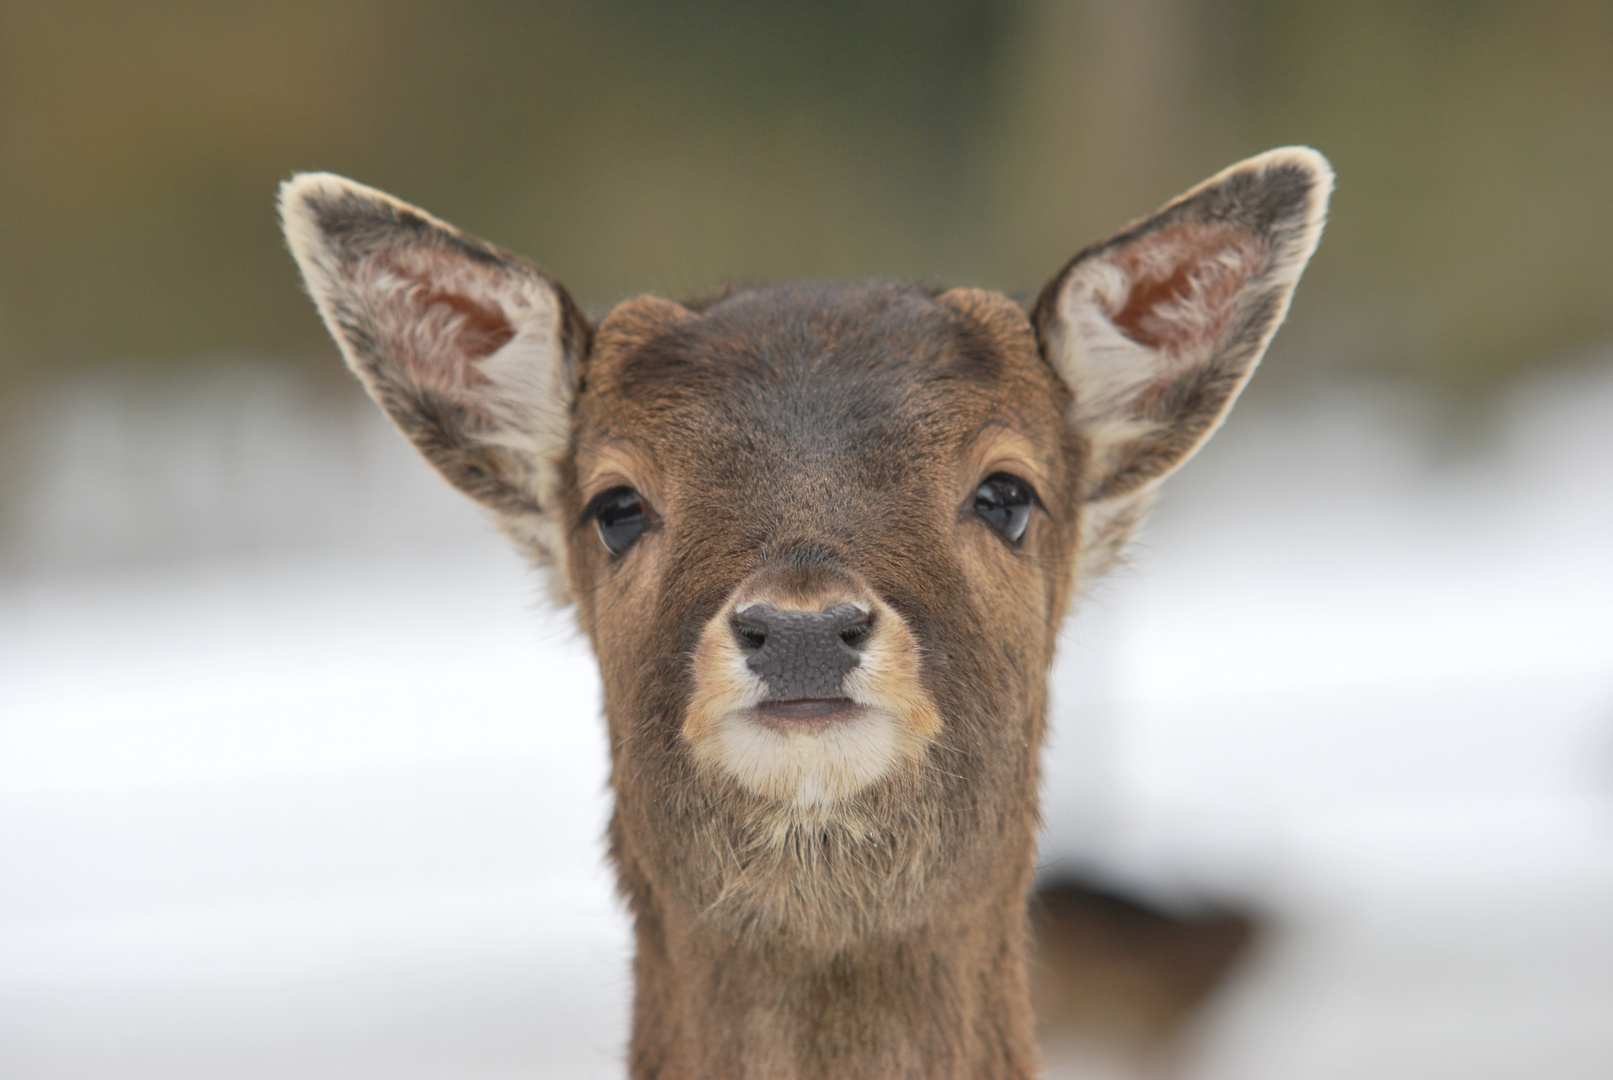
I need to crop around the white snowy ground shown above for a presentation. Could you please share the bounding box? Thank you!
[2,361,1610,1079]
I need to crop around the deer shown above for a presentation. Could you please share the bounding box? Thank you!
[279,146,1331,1079]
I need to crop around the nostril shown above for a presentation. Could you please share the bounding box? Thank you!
[731,610,768,653]
[826,603,874,652]
[837,618,873,650]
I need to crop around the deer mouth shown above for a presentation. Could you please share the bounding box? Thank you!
[752,697,863,731]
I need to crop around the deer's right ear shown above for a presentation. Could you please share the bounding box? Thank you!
[1034,147,1332,582]
[279,173,590,602]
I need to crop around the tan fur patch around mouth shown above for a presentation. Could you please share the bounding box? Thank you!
[683,593,941,808]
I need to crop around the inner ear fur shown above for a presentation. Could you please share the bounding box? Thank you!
[1033,146,1333,581]
[279,172,591,602]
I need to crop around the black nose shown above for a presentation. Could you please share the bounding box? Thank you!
[732,603,872,700]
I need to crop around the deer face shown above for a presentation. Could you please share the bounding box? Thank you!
[280,149,1330,946]
[573,284,1074,809]
[563,284,1079,941]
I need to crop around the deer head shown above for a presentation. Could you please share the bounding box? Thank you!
[281,147,1330,1078]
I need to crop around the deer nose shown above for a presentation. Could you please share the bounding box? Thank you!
[732,603,872,700]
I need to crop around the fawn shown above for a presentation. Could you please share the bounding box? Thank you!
[281,147,1330,1078]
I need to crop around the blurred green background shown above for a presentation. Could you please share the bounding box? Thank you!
[1,0,1609,401]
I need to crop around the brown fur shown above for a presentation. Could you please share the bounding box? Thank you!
[279,148,1332,1078]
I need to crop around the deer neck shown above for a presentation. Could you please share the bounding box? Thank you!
[621,870,1040,1080]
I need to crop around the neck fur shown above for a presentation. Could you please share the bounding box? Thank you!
[621,877,1039,1079]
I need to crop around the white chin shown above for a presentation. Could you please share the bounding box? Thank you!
[692,706,918,809]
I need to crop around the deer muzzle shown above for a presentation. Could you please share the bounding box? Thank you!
[683,585,941,808]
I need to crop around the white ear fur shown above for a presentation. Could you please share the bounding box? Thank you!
[1037,147,1333,582]
[279,173,584,602]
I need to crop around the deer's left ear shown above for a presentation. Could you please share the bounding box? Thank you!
[1034,147,1332,580]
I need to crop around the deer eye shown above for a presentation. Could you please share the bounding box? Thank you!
[590,487,649,556]
[974,473,1037,544]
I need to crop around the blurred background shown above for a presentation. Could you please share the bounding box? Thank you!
[1,2,1610,1077]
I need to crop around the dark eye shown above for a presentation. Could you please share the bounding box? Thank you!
[974,473,1037,544]
[590,487,648,556]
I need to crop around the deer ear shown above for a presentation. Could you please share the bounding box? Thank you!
[279,173,590,602]
[1034,147,1332,580]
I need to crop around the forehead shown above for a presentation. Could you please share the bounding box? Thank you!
[579,283,1063,471]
